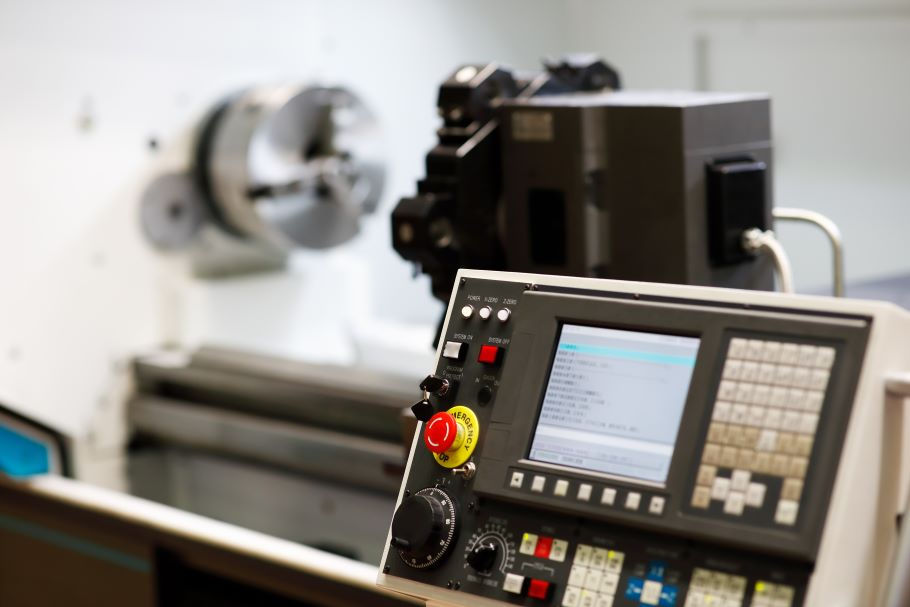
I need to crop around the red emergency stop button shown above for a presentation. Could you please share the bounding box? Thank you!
[478,344,502,365]
[527,579,551,600]
[424,412,458,453]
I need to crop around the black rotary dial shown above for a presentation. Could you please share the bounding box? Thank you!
[390,487,458,569]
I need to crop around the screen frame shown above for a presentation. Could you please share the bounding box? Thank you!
[526,321,702,488]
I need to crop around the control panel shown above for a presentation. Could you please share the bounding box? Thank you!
[378,271,886,607]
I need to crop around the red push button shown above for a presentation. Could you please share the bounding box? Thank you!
[423,412,457,453]
[534,536,553,559]
[478,344,501,365]
[527,579,551,600]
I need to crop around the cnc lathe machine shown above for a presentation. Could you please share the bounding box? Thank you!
[377,270,910,607]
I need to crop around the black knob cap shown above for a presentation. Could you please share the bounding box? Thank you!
[466,541,498,573]
[391,494,445,552]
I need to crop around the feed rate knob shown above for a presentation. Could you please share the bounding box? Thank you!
[390,487,458,568]
[466,541,498,573]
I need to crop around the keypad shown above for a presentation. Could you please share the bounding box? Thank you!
[561,544,624,607]
[751,580,796,607]
[684,568,747,607]
[692,338,836,526]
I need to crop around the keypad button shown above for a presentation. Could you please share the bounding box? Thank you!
[762,341,782,363]
[697,465,717,487]
[786,389,807,410]
[799,413,819,435]
[531,475,546,493]
[708,422,728,443]
[691,486,711,509]
[625,492,642,511]
[713,401,732,423]
[604,550,624,573]
[805,390,824,413]
[735,382,755,403]
[780,343,799,365]
[775,365,795,386]
[746,340,764,360]
[797,345,817,367]
[641,580,662,605]
[578,483,593,502]
[755,453,772,474]
[711,477,731,501]
[781,411,801,433]
[702,444,721,465]
[729,338,748,359]
[510,471,525,488]
[649,496,666,515]
[757,363,776,384]
[743,427,760,448]
[741,361,759,382]
[769,387,789,408]
[574,544,593,566]
[720,447,738,468]
[569,565,589,587]
[763,407,783,430]
[792,367,811,389]
[723,360,743,380]
[730,404,748,425]
[747,406,766,427]
[737,449,756,471]
[771,454,790,476]
[731,469,751,492]
[520,533,539,555]
[594,593,614,607]
[600,572,620,595]
[795,435,814,457]
[554,479,570,497]
[745,482,766,508]
[562,586,582,607]
[551,539,569,562]
[590,547,608,570]
[584,569,603,591]
[726,425,744,447]
[782,478,803,501]
[816,346,836,369]
[718,380,737,401]
[775,499,799,525]
[579,590,597,607]
[601,487,617,506]
[757,430,778,452]
[753,385,771,406]
[789,456,808,479]
[809,369,830,391]
[724,491,745,516]
[504,572,525,594]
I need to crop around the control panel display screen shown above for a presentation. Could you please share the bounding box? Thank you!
[529,324,700,484]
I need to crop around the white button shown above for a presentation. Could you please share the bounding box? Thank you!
[730,404,748,425]
[496,308,511,323]
[599,572,620,595]
[798,345,817,367]
[579,590,597,607]
[753,385,771,406]
[731,469,751,492]
[762,341,782,363]
[478,305,492,320]
[745,482,766,508]
[584,569,603,591]
[625,492,641,510]
[520,533,538,555]
[724,491,745,516]
[578,483,593,502]
[747,405,766,427]
[691,486,711,509]
[746,339,765,360]
[780,343,799,365]
[718,380,737,401]
[775,499,799,525]
[735,382,755,403]
[569,565,589,587]
[589,548,607,570]
[723,360,743,380]
[769,387,788,408]
[782,411,801,432]
[604,550,624,573]
[509,471,525,488]
[799,413,819,435]
[805,390,824,413]
[774,365,795,386]
[442,340,465,360]
[554,479,570,497]
[713,401,732,423]
[503,572,525,594]
[550,539,569,562]
[729,338,748,358]
[574,544,593,566]
[816,346,836,369]
[757,430,778,452]
[641,580,663,605]
[741,361,759,382]
[531,475,546,493]
[562,586,582,607]
[460,304,474,319]
[697,465,717,487]
[763,407,783,430]
[601,488,616,506]
[809,369,830,391]
[594,592,615,607]
[649,496,665,515]
[786,389,806,410]
[792,367,811,389]
[711,477,730,501]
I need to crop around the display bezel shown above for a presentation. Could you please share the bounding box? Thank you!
[526,321,702,488]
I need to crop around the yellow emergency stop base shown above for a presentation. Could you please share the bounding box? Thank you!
[434,405,479,468]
